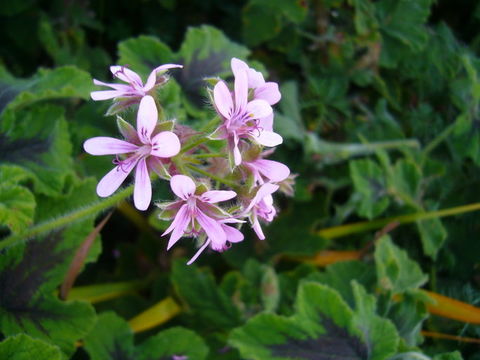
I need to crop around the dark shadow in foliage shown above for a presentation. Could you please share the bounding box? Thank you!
[0,133,50,164]
[270,316,368,360]
[109,341,135,360]
[0,232,68,333]
[173,50,226,107]
[0,82,21,113]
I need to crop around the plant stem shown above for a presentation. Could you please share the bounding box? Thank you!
[422,122,456,157]
[180,136,210,153]
[318,202,480,239]
[185,163,236,187]
[193,153,227,159]
[0,185,134,250]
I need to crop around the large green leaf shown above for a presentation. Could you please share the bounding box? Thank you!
[0,65,92,130]
[171,260,242,330]
[176,25,249,111]
[374,235,428,293]
[349,158,390,219]
[137,327,209,360]
[84,312,209,360]
[84,312,135,360]
[230,282,399,360]
[1,104,74,196]
[0,165,35,233]
[0,334,63,360]
[0,232,96,355]
[377,0,433,68]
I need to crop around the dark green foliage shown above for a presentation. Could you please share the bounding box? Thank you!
[1,0,479,359]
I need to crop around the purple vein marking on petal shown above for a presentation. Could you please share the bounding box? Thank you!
[170,175,196,200]
[150,131,181,158]
[137,95,158,144]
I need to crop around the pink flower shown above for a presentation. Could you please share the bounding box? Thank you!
[91,64,183,102]
[243,150,290,185]
[211,60,282,166]
[230,58,281,106]
[83,95,181,211]
[243,183,279,240]
[162,175,241,262]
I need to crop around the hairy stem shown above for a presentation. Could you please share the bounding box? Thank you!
[0,185,134,250]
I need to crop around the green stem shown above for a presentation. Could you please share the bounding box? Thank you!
[0,185,134,251]
[318,202,480,239]
[193,153,226,159]
[180,136,210,153]
[422,122,456,157]
[186,163,236,188]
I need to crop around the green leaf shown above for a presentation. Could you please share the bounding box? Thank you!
[374,235,428,293]
[242,3,282,47]
[0,164,35,233]
[0,232,96,355]
[1,104,74,196]
[349,0,379,35]
[137,327,209,360]
[390,159,421,202]
[377,0,433,68]
[0,183,35,233]
[117,35,175,79]
[275,81,305,143]
[416,217,447,259]
[84,312,135,360]
[381,290,429,346]
[230,282,399,360]
[433,352,464,360]
[0,334,63,360]
[0,66,92,130]
[308,261,376,307]
[176,25,250,111]
[171,260,242,329]
[350,158,390,219]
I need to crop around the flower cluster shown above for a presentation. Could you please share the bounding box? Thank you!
[84,58,294,263]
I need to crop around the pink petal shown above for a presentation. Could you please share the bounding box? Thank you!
[84,137,138,155]
[245,183,279,212]
[222,224,244,243]
[233,135,242,166]
[245,99,272,120]
[252,217,265,240]
[133,158,151,211]
[93,79,131,91]
[214,81,233,119]
[255,82,281,105]
[258,113,273,132]
[110,65,143,86]
[196,211,226,249]
[90,90,124,101]
[187,239,211,265]
[231,58,249,78]
[150,131,181,158]
[247,68,265,89]
[153,64,184,74]
[143,69,158,92]
[96,157,138,197]
[252,130,283,147]
[163,204,190,249]
[137,95,158,144]
[254,159,290,182]
[200,190,236,203]
[234,68,248,111]
[170,175,196,200]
